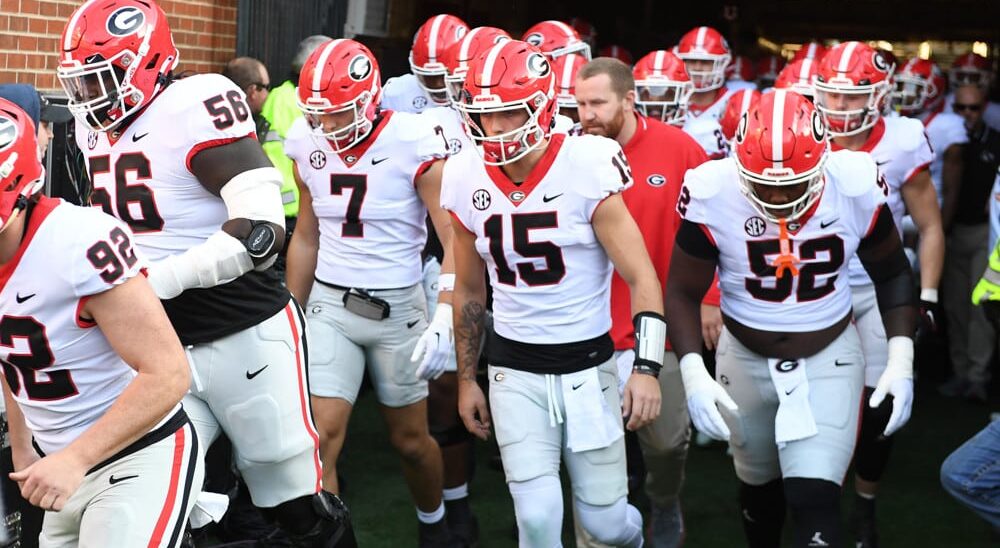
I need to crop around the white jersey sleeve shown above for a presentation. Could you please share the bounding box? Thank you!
[67,208,147,298]
[567,134,632,218]
[381,74,433,114]
[923,112,968,202]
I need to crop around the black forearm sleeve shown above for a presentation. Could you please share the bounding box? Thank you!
[675,220,719,260]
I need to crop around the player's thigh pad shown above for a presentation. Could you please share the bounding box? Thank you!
[41,420,203,548]
[563,359,628,506]
[364,284,430,407]
[191,302,322,507]
[488,365,563,485]
[851,283,888,387]
[305,281,368,402]
[716,328,782,485]
[778,327,865,484]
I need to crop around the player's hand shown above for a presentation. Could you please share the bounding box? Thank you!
[11,445,40,473]
[870,336,914,437]
[623,373,661,431]
[679,353,738,441]
[918,299,942,337]
[411,303,453,380]
[457,379,491,441]
[701,304,723,351]
[10,451,87,512]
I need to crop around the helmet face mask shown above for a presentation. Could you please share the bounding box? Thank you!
[410,14,469,105]
[814,85,887,136]
[674,27,731,92]
[300,92,375,152]
[635,80,692,125]
[891,75,931,114]
[459,91,549,166]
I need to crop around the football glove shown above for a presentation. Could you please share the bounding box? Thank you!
[679,353,738,441]
[869,336,914,437]
[411,303,453,380]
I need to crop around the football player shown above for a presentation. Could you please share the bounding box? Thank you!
[575,57,712,548]
[56,2,354,545]
[446,40,663,547]
[774,59,819,101]
[632,50,694,128]
[666,89,917,548]
[674,27,736,159]
[381,14,469,114]
[284,38,459,547]
[719,89,761,144]
[726,55,758,92]
[891,58,968,212]
[0,98,201,547]
[552,52,588,124]
[814,42,943,548]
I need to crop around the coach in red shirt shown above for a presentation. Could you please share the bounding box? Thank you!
[575,57,718,548]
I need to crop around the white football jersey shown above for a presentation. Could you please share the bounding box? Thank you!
[0,198,144,454]
[838,116,934,287]
[921,110,969,202]
[285,111,449,288]
[421,105,469,157]
[76,73,252,263]
[441,133,631,344]
[381,74,440,114]
[679,151,886,332]
[684,87,735,159]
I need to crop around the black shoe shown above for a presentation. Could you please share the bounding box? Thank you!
[445,498,479,547]
[419,518,461,548]
[853,494,879,548]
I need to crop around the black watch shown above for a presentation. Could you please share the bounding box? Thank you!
[244,221,278,261]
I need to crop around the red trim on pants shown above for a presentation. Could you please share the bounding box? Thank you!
[285,304,323,493]
[148,427,185,547]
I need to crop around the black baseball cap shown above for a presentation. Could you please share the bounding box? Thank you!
[0,84,73,127]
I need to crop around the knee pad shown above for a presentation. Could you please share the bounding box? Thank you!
[430,421,472,448]
[264,492,357,548]
[854,385,895,483]
[575,497,644,547]
[739,479,785,548]
[509,476,563,547]
[784,478,841,548]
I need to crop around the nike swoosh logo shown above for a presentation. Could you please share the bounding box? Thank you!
[406,320,420,329]
[132,132,149,142]
[542,193,563,203]
[372,157,389,165]
[572,381,586,390]
[15,293,35,303]
[602,386,609,392]
[834,360,852,367]
[246,365,269,379]
[785,387,796,395]
[109,474,138,485]
[820,219,838,229]
[875,159,889,166]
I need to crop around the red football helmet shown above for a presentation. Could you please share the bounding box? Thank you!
[814,41,893,136]
[599,45,633,65]
[409,14,469,104]
[569,17,597,49]
[734,89,828,222]
[443,27,511,103]
[727,55,756,82]
[296,39,382,152]
[633,50,694,126]
[455,40,556,165]
[774,59,819,99]
[756,55,785,89]
[891,58,946,115]
[791,42,827,63]
[57,0,179,132]
[552,52,588,112]
[720,88,761,141]
[674,26,731,91]
[522,20,592,60]
[950,53,993,88]
[0,99,45,232]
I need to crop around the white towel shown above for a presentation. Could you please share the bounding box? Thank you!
[189,491,230,528]
[561,367,624,453]
[767,358,818,447]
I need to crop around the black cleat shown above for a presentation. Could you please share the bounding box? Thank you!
[419,518,462,548]
[445,498,479,547]
[852,494,879,548]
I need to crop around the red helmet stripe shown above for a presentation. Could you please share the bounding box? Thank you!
[478,42,505,97]
[559,55,576,90]
[739,89,755,115]
[653,50,666,75]
[695,26,708,50]
[837,42,858,73]
[799,59,814,80]
[553,20,576,40]
[427,15,447,61]
[312,39,343,99]
[63,0,99,54]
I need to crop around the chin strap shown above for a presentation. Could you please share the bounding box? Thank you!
[773,218,800,279]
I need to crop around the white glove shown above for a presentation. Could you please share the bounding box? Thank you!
[411,303,453,380]
[679,353,738,441]
[869,336,914,437]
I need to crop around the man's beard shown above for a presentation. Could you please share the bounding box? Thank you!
[581,108,625,139]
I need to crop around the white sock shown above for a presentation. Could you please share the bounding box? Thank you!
[443,483,469,501]
[416,502,446,524]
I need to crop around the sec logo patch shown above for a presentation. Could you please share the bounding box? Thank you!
[744,216,766,237]
[309,150,326,169]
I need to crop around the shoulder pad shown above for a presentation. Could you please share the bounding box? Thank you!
[824,150,879,198]
[884,116,928,152]
[682,158,733,201]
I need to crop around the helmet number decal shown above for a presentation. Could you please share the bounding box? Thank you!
[106,6,146,37]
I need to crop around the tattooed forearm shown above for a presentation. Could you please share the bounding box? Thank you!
[455,300,486,382]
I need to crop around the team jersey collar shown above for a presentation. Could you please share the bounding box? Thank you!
[688,86,728,117]
[831,117,886,153]
[333,111,394,167]
[622,113,648,154]
[485,134,566,207]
